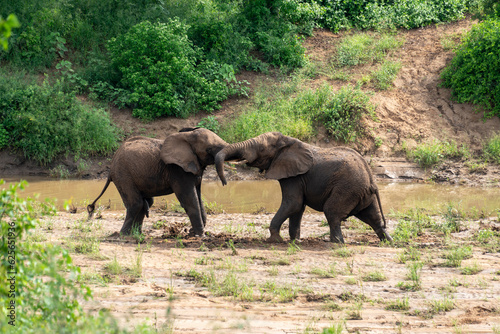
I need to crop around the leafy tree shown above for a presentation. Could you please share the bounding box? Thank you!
[0,14,20,50]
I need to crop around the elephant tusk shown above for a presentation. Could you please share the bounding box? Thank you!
[223,163,237,171]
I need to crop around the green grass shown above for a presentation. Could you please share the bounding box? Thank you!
[221,81,375,144]
[385,297,410,311]
[404,139,470,168]
[336,33,404,67]
[442,246,473,267]
[371,60,402,90]
[485,134,500,164]
[362,270,387,282]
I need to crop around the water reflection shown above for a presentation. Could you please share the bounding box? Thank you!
[1,176,499,214]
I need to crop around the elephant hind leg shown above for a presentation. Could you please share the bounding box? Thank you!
[288,205,305,241]
[121,200,146,235]
[323,196,354,243]
[144,197,154,218]
[354,201,393,242]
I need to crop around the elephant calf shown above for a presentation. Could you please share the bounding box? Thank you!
[88,127,227,236]
[215,132,393,243]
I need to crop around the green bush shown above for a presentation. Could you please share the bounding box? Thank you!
[319,85,375,143]
[484,134,500,163]
[108,20,230,119]
[0,71,120,164]
[315,0,468,32]
[404,139,470,168]
[222,82,374,144]
[0,180,157,333]
[441,19,500,118]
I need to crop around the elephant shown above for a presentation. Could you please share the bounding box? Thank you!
[87,127,227,236]
[215,132,392,243]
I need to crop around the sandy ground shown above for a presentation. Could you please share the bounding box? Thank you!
[34,205,500,334]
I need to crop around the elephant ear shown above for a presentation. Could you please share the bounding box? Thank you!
[265,140,313,180]
[160,133,201,175]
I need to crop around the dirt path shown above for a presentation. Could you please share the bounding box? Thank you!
[36,206,500,333]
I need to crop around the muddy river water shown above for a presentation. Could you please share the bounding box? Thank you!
[2,176,499,214]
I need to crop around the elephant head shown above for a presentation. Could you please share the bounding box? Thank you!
[215,132,313,185]
[162,127,227,175]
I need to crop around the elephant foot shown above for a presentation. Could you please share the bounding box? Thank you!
[376,228,393,243]
[267,229,283,243]
[188,227,205,237]
[329,225,345,243]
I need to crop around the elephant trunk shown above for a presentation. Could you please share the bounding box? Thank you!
[215,139,256,186]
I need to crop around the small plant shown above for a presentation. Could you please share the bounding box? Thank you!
[105,254,123,276]
[460,261,482,275]
[484,134,500,164]
[226,239,238,256]
[442,246,473,267]
[321,322,344,334]
[385,297,410,311]
[332,245,353,258]
[371,60,402,90]
[398,246,421,263]
[428,296,455,314]
[346,301,363,320]
[397,261,423,291]
[362,270,387,282]
[310,263,338,278]
[287,240,302,255]
[129,250,143,278]
[404,139,469,168]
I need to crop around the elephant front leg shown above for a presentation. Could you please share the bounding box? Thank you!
[174,184,205,236]
[268,204,301,243]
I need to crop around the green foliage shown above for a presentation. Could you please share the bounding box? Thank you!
[336,33,403,67]
[404,139,470,168]
[320,85,375,142]
[222,82,374,144]
[0,71,120,164]
[0,180,157,333]
[197,116,221,134]
[108,20,230,119]
[371,60,402,90]
[0,14,20,50]
[315,0,469,32]
[441,19,500,118]
[442,245,473,267]
[484,134,500,163]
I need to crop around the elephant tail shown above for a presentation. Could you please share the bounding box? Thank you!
[371,184,387,229]
[87,177,112,220]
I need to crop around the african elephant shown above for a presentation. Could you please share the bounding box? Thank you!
[215,132,392,243]
[88,127,227,236]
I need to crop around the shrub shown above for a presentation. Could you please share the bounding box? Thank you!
[441,19,500,118]
[484,134,500,163]
[319,85,375,143]
[404,139,470,168]
[108,20,230,119]
[0,72,120,164]
[0,180,157,333]
[371,60,402,90]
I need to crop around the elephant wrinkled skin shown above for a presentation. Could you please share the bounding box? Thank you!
[215,132,392,243]
[88,128,227,236]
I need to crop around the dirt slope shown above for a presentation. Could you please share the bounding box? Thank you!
[1,17,500,184]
